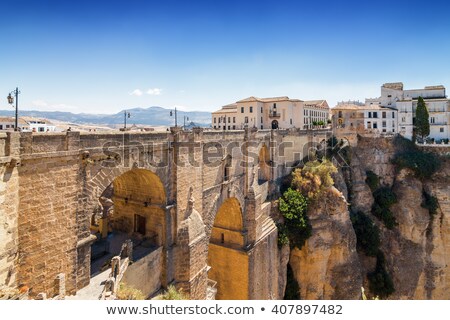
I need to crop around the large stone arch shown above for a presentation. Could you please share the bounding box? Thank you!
[207,197,248,300]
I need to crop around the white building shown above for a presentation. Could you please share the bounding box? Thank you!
[212,96,329,130]
[0,117,29,131]
[21,117,57,132]
[0,117,56,132]
[366,83,449,141]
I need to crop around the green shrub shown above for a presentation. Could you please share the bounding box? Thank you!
[365,170,379,192]
[367,251,395,298]
[392,150,441,180]
[350,211,380,257]
[421,191,439,216]
[284,264,300,300]
[276,223,290,248]
[117,283,146,300]
[371,187,398,229]
[278,188,311,249]
[158,285,187,300]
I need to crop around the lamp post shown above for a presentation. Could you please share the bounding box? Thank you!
[7,87,20,131]
[170,107,178,127]
[124,110,131,129]
[183,115,189,130]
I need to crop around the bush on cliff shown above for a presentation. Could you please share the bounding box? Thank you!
[367,251,395,298]
[350,211,380,257]
[279,188,311,249]
[365,170,379,192]
[371,187,398,229]
[291,158,337,199]
[392,135,441,180]
[421,191,439,216]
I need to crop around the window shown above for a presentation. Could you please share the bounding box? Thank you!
[233,125,236,130]
[382,112,386,118]
[402,117,406,122]
[261,107,263,113]
[338,111,343,118]
[388,94,392,98]
[218,117,221,123]
[392,129,395,132]
[241,107,244,113]
[440,127,444,132]
[233,117,236,123]
[273,103,277,108]
[290,119,292,125]
[383,129,386,132]
[392,112,395,118]
[260,125,263,129]
[250,106,253,113]
[373,123,378,129]
[382,121,386,128]
[228,117,231,123]
[0,125,2,129]
[228,126,230,130]
[245,116,248,123]
[430,117,435,124]
[214,126,216,129]
[214,118,216,123]
[368,112,372,118]
[373,112,378,118]
[261,117,263,123]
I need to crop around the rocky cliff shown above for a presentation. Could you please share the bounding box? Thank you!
[285,136,450,299]
[289,187,362,299]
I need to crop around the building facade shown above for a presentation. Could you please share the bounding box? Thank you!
[212,96,329,130]
[0,117,56,132]
[366,82,449,141]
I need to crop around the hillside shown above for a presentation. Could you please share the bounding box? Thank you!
[0,106,211,127]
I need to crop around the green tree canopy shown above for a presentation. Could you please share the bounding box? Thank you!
[415,96,430,140]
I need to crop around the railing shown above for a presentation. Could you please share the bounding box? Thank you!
[268,111,280,118]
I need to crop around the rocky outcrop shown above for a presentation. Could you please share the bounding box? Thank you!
[289,187,362,299]
[348,136,450,299]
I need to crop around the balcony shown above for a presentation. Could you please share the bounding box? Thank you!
[268,110,280,118]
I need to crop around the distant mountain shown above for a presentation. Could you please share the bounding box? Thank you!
[0,106,212,127]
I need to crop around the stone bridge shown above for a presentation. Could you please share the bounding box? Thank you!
[0,127,330,299]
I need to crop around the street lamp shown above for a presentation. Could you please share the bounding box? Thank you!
[170,107,178,127]
[7,87,20,131]
[183,115,189,130]
[124,110,131,129]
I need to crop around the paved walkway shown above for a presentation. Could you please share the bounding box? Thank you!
[66,268,111,300]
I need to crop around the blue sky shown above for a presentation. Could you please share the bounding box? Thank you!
[1,0,450,114]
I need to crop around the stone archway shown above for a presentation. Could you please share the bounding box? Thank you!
[89,168,168,297]
[207,197,248,300]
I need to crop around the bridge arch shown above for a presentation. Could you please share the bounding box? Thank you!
[207,197,248,300]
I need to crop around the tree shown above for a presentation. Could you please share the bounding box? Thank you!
[278,188,311,249]
[415,96,430,141]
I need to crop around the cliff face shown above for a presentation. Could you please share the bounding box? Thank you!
[349,137,450,299]
[289,187,362,299]
[284,137,450,300]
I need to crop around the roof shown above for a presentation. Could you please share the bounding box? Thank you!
[20,116,53,124]
[332,104,363,110]
[382,82,404,90]
[304,100,329,109]
[236,96,303,103]
[212,108,237,114]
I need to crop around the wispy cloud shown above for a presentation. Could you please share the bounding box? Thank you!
[129,89,143,96]
[147,88,162,95]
